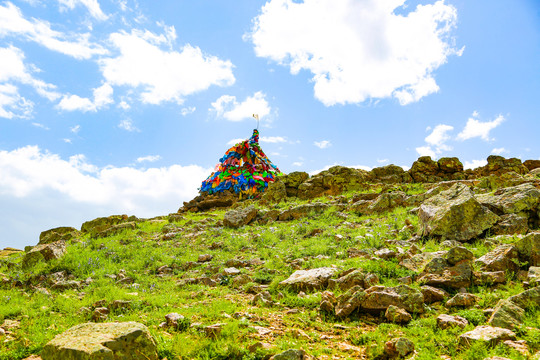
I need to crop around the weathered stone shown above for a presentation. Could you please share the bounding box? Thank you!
[164,313,188,331]
[281,172,309,197]
[399,251,447,272]
[528,266,540,285]
[475,156,529,177]
[297,166,370,199]
[361,285,424,313]
[474,271,506,285]
[232,274,253,287]
[384,337,415,358]
[524,160,540,171]
[41,322,158,360]
[81,215,137,237]
[436,314,468,329]
[279,267,337,292]
[420,285,449,304]
[39,227,80,245]
[385,305,412,324]
[330,270,368,291]
[278,203,329,221]
[204,324,223,339]
[375,248,397,260]
[22,241,66,269]
[409,156,440,183]
[506,286,540,309]
[459,325,516,347]
[418,259,473,289]
[446,293,479,307]
[262,179,287,203]
[515,232,540,266]
[335,286,365,317]
[271,349,306,360]
[198,254,213,263]
[488,299,525,330]
[252,291,273,306]
[446,246,474,265]
[97,222,137,238]
[223,205,258,228]
[319,291,336,313]
[371,165,412,184]
[475,244,519,273]
[438,157,464,174]
[478,183,540,217]
[418,183,499,241]
[491,214,529,236]
[181,190,238,212]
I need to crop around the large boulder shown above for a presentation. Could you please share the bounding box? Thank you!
[475,244,520,273]
[459,325,516,347]
[297,166,370,199]
[261,178,287,203]
[278,203,329,221]
[81,215,138,238]
[477,183,540,218]
[488,299,525,330]
[22,241,66,269]
[474,156,529,177]
[370,165,412,184]
[491,214,529,236]
[515,232,540,266]
[223,205,258,228]
[39,227,80,245]
[41,322,158,360]
[360,285,425,313]
[418,183,500,241]
[281,172,309,197]
[279,267,338,292]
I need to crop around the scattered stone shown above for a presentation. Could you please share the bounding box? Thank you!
[459,325,516,347]
[248,342,273,353]
[279,267,338,292]
[478,183,540,216]
[92,307,109,321]
[198,254,213,263]
[252,291,273,306]
[319,291,336,313]
[503,340,529,356]
[97,222,137,238]
[361,285,425,313]
[418,183,499,241]
[335,286,365,318]
[223,205,258,228]
[446,293,479,307]
[384,337,415,358]
[204,324,223,339]
[417,258,473,289]
[223,267,241,276]
[81,215,137,237]
[420,286,449,304]
[488,299,526,330]
[474,271,506,285]
[41,322,158,360]
[475,244,519,273]
[271,349,306,360]
[436,314,468,329]
[445,246,474,265]
[39,227,80,245]
[515,232,540,266]
[492,214,529,235]
[278,203,329,221]
[164,313,189,331]
[385,305,412,324]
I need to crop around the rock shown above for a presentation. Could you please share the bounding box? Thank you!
[271,349,306,360]
[474,271,506,285]
[475,156,529,177]
[182,190,238,212]
[319,291,336,313]
[524,160,540,171]
[97,222,137,238]
[385,305,412,324]
[515,232,540,266]
[262,178,287,203]
[281,171,309,197]
[279,267,338,292]
[528,266,540,286]
[384,337,415,358]
[81,215,137,237]
[421,285,449,303]
[297,166,371,199]
[503,340,529,356]
[223,267,241,276]
[488,299,525,330]
[223,205,258,228]
[92,307,109,321]
[359,192,406,215]
[204,324,223,339]
[232,274,253,287]
[41,322,158,360]
[39,227,80,245]
[361,285,425,313]
[198,254,213,263]
[436,314,468,329]
[278,203,329,221]
[252,291,273,306]
[22,241,66,268]
[335,286,366,317]
[459,325,516,347]
[399,251,446,272]
[417,259,473,289]
[164,313,189,331]
[477,183,540,217]
[445,293,479,307]
[375,248,397,260]
[491,214,529,235]
[446,246,474,265]
[418,183,499,241]
[506,286,540,309]
[329,269,372,291]
[371,165,412,184]
[409,156,442,183]
[475,244,519,272]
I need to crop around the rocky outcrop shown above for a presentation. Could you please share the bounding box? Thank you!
[370,165,412,184]
[181,190,239,212]
[22,241,66,269]
[279,267,338,292]
[281,172,309,197]
[515,232,540,266]
[278,203,329,221]
[474,156,529,178]
[261,178,287,203]
[417,249,474,289]
[38,227,80,245]
[297,166,370,199]
[81,215,138,238]
[41,322,158,360]
[459,325,516,347]
[477,183,540,220]
[418,183,499,241]
[409,157,465,183]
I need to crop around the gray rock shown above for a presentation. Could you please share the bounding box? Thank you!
[446,246,474,265]
[446,293,479,307]
[436,314,468,329]
[477,183,540,216]
[475,244,519,272]
[417,260,473,289]
[335,286,365,318]
[492,214,529,235]
[223,205,258,228]
[279,267,337,292]
[361,285,425,313]
[41,322,158,360]
[488,299,525,330]
[271,349,306,360]
[459,325,516,347]
[515,232,540,266]
[418,183,499,241]
[385,305,412,324]
[384,337,415,358]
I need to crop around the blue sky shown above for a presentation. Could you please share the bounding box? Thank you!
[1,0,539,249]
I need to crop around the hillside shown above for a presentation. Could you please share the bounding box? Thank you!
[1,155,540,360]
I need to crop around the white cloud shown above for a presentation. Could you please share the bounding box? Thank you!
[491,147,507,155]
[70,125,81,133]
[292,161,303,167]
[464,159,487,170]
[57,83,114,112]
[249,0,461,106]
[32,122,49,130]
[99,29,235,105]
[136,155,161,163]
[57,0,108,21]
[377,159,389,164]
[260,136,286,144]
[457,112,505,141]
[0,146,211,247]
[181,106,196,116]
[0,83,33,119]
[0,2,107,59]
[118,118,139,132]
[211,91,270,122]
[416,146,436,158]
[226,138,244,146]
[314,140,331,149]
[425,124,453,150]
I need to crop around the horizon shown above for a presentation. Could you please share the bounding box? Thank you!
[1,0,539,249]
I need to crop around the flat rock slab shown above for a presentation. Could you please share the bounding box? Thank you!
[41,322,158,360]
[279,267,338,292]
[459,325,516,347]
